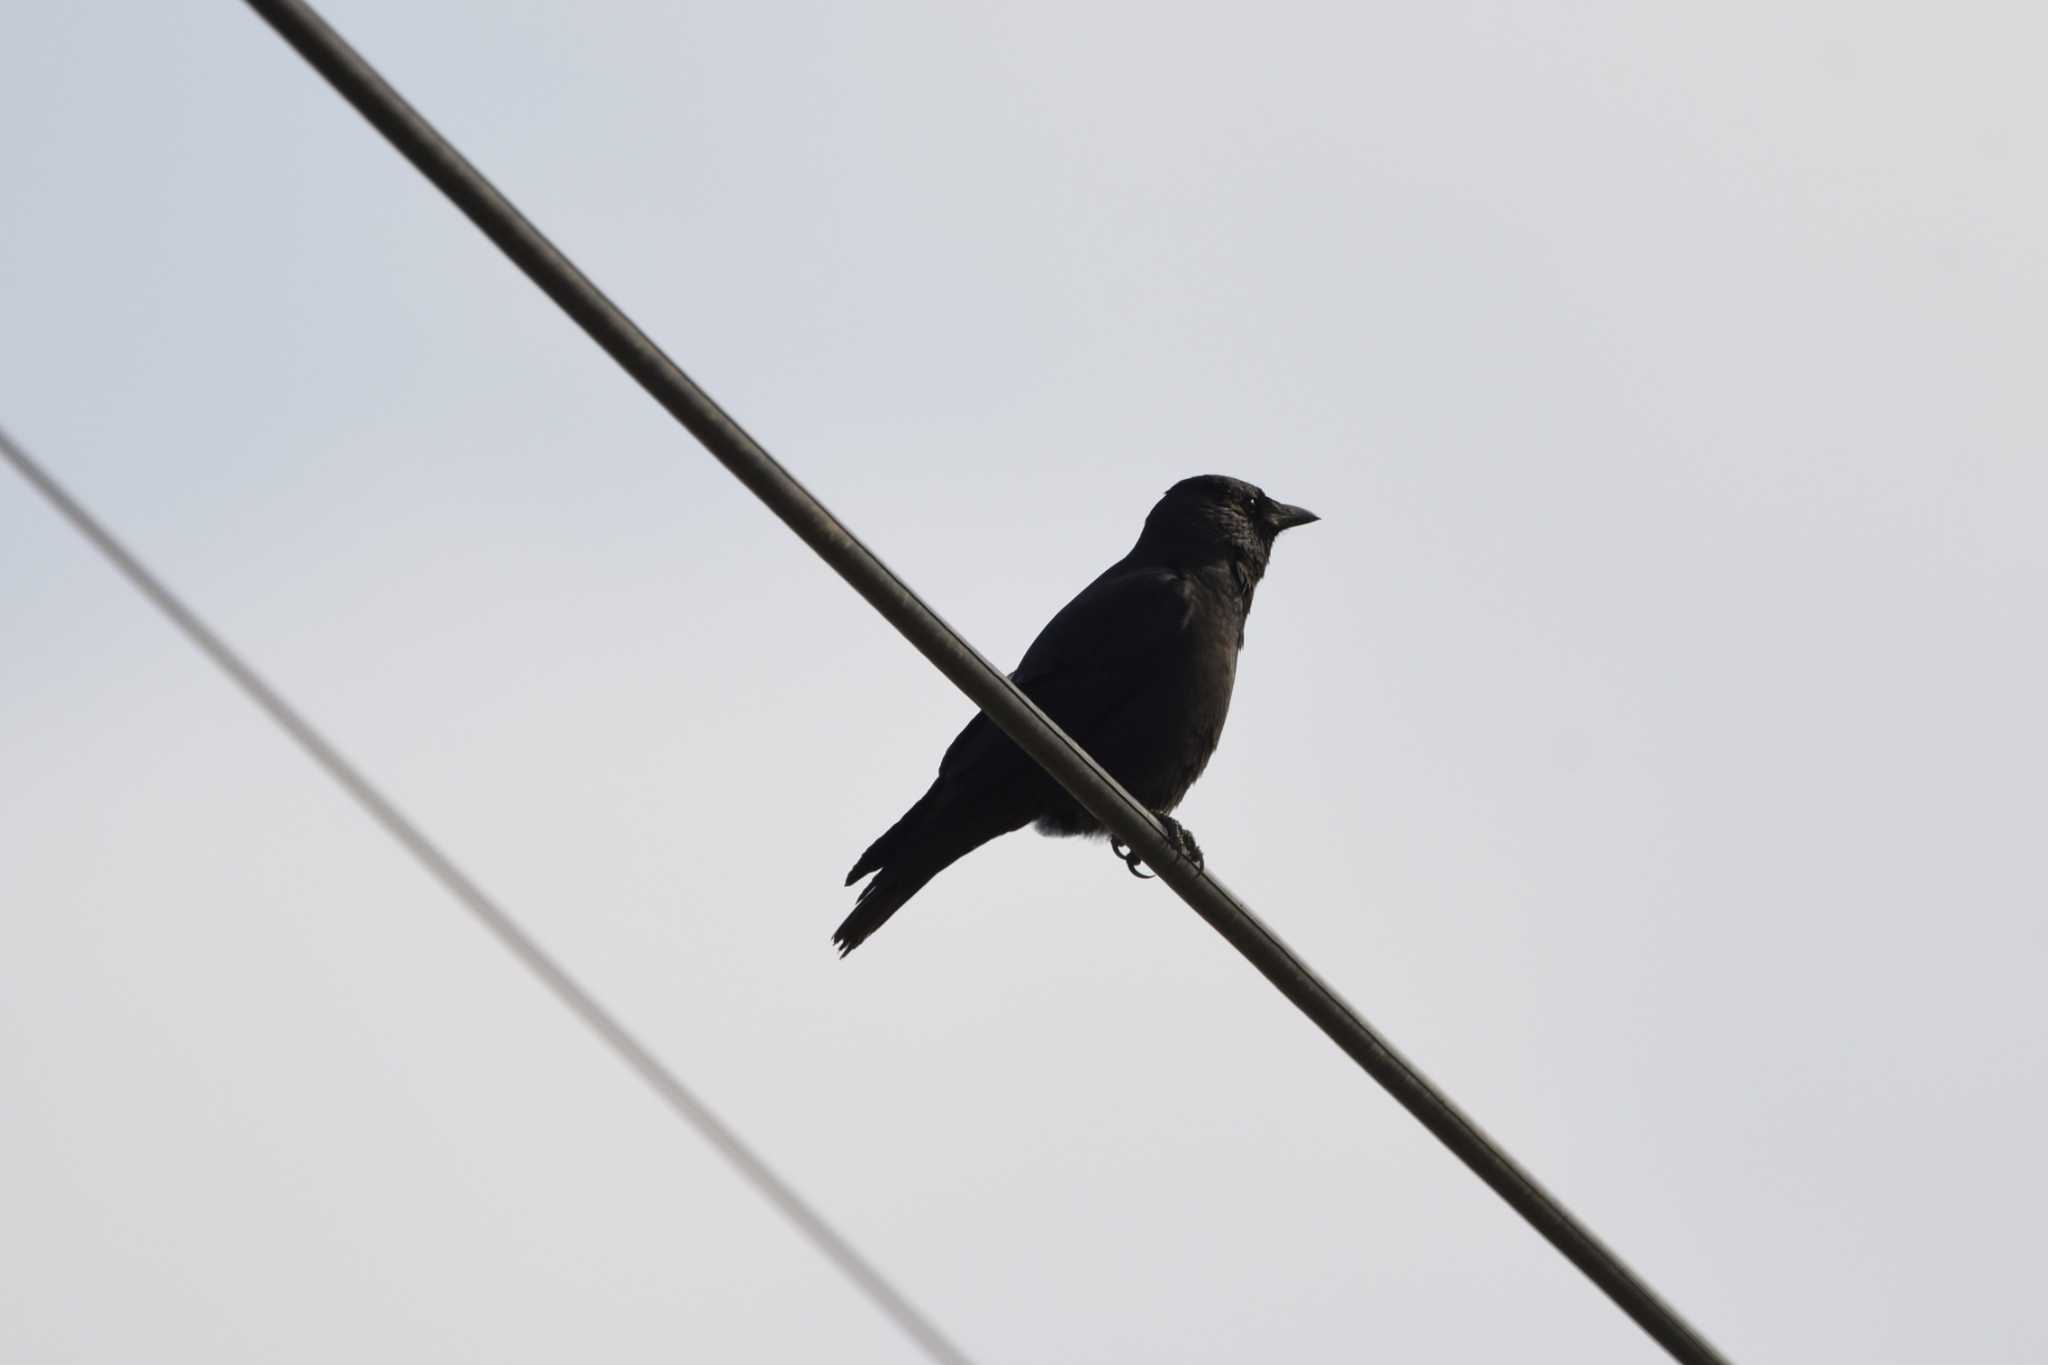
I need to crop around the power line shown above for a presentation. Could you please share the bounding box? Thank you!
[240,3,1735,1360]
[0,426,979,1365]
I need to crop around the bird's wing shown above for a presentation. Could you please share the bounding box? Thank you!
[934,563,1194,783]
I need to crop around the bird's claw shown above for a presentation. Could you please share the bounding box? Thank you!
[1109,816,1203,880]
[1110,836,1155,879]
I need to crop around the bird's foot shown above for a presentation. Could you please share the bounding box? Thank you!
[1109,815,1203,879]
[1160,815,1204,871]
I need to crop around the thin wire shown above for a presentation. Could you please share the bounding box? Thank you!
[239,4,1735,1360]
[0,426,979,1365]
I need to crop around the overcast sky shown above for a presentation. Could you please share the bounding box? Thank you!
[4,2,2045,1361]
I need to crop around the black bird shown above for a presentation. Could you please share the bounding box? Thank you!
[835,475,1318,955]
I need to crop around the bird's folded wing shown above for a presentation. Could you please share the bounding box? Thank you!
[935,564,1194,784]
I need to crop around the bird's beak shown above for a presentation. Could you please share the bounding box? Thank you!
[1270,501,1320,532]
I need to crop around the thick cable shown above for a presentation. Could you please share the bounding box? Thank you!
[235,5,1734,1359]
[0,426,978,1365]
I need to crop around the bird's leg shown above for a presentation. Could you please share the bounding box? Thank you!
[1109,815,1203,879]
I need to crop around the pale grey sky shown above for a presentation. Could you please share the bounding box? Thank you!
[4,2,2045,1361]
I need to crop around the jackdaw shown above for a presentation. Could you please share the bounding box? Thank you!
[835,474,1318,954]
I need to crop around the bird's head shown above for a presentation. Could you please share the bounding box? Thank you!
[1138,475,1319,586]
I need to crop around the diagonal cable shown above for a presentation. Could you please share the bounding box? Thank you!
[238,3,1735,1360]
[0,425,978,1365]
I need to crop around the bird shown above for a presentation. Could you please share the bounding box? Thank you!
[834,475,1318,955]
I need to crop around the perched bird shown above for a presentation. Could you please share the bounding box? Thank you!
[834,475,1318,955]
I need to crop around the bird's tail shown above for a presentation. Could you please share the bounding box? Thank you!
[836,789,1018,955]
[833,858,948,956]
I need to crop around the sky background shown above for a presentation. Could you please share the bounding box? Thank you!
[4,2,2045,1361]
